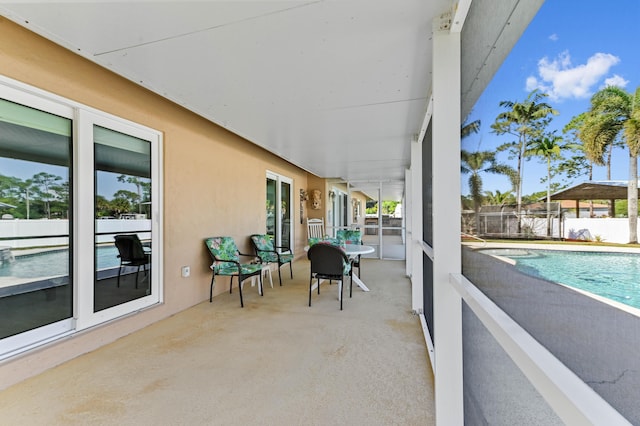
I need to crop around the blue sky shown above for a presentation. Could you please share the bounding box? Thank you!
[462,0,640,197]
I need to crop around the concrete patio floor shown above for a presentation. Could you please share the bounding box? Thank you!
[0,258,435,425]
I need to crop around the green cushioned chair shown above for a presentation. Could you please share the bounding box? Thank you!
[205,236,264,307]
[308,237,342,247]
[336,229,363,277]
[250,234,294,286]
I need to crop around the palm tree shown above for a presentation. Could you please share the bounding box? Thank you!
[567,110,623,217]
[491,89,558,233]
[461,150,516,234]
[580,86,640,243]
[484,189,515,206]
[562,117,598,216]
[461,119,481,139]
[528,133,563,236]
[117,174,145,213]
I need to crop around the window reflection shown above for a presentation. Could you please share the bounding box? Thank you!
[281,181,291,248]
[266,177,276,238]
[0,99,72,339]
[94,125,151,312]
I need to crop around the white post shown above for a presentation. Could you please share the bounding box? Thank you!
[432,12,463,426]
[410,136,423,313]
[405,167,413,277]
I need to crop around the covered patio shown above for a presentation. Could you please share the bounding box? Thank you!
[0,258,435,424]
[1,1,631,423]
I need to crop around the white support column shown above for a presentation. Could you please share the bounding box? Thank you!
[410,136,423,313]
[377,182,383,259]
[432,12,463,426]
[405,167,412,277]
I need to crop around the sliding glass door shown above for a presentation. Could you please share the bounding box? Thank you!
[0,90,74,356]
[0,78,162,357]
[266,172,293,249]
[77,110,161,329]
[94,126,153,312]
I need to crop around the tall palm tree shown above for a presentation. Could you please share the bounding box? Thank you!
[563,116,598,216]
[581,86,640,243]
[461,150,516,234]
[528,133,563,236]
[568,109,623,217]
[491,89,558,233]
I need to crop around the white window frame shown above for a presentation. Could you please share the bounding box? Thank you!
[75,110,163,330]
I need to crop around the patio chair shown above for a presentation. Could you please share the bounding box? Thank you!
[114,234,151,288]
[307,242,352,310]
[306,218,326,240]
[336,229,363,277]
[204,236,264,307]
[250,234,294,286]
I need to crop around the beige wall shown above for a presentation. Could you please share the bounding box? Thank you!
[0,17,323,389]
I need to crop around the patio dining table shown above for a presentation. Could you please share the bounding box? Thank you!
[304,244,375,292]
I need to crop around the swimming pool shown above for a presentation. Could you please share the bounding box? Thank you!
[479,248,640,310]
[0,246,120,279]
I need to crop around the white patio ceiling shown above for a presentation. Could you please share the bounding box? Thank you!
[0,0,543,201]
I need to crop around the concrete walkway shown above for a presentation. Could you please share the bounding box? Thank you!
[0,259,434,425]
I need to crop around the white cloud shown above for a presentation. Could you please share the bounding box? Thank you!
[601,74,629,89]
[548,33,558,41]
[525,51,620,101]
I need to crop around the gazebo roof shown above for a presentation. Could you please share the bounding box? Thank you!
[549,181,640,201]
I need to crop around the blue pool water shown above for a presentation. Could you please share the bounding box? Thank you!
[480,248,640,310]
[0,246,120,279]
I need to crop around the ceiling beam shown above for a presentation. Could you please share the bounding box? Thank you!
[450,0,473,33]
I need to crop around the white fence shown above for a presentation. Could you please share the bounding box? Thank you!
[0,219,151,248]
[472,213,635,243]
[564,218,634,244]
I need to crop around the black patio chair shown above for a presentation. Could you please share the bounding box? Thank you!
[114,234,151,288]
[307,243,352,310]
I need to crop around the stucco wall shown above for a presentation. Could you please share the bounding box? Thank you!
[564,218,636,244]
[0,17,317,389]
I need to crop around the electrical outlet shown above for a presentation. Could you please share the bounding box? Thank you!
[181,266,190,278]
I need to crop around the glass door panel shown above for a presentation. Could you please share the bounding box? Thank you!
[94,125,152,312]
[280,181,291,248]
[266,177,276,239]
[0,98,72,343]
[266,173,293,250]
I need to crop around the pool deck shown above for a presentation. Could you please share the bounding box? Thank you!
[465,241,640,319]
[464,240,640,253]
[463,245,640,424]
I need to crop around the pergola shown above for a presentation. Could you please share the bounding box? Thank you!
[549,180,639,217]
